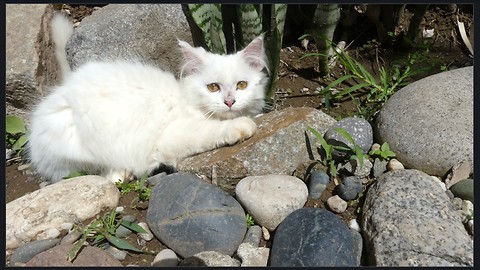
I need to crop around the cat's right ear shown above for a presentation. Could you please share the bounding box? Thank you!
[178,40,207,75]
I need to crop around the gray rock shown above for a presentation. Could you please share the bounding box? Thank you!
[152,248,179,267]
[26,243,122,266]
[146,172,246,258]
[178,107,337,195]
[270,208,357,266]
[350,228,363,266]
[374,66,473,176]
[235,175,308,231]
[10,239,60,266]
[6,175,120,250]
[307,170,329,199]
[66,4,192,76]
[6,4,59,124]
[340,158,373,178]
[362,169,473,266]
[450,178,473,203]
[242,225,262,247]
[337,176,363,201]
[179,251,240,267]
[60,230,82,245]
[386,158,404,171]
[326,195,348,213]
[106,246,127,261]
[237,243,270,267]
[373,157,388,177]
[324,117,373,159]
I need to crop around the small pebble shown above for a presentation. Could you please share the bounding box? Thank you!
[348,219,360,232]
[262,226,270,241]
[36,228,61,240]
[307,170,329,199]
[337,176,363,201]
[137,222,154,241]
[370,143,381,152]
[106,246,127,261]
[373,158,387,178]
[243,225,262,247]
[452,197,463,210]
[60,223,73,231]
[387,158,404,171]
[461,200,474,223]
[6,148,13,160]
[17,163,31,171]
[467,220,473,235]
[152,249,179,267]
[60,230,82,245]
[115,206,124,213]
[327,195,348,213]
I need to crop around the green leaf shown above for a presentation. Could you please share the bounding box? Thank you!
[380,142,390,152]
[333,127,355,145]
[105,234,143,253]
[354,146,364,168]
[67,238,86,262]
[187,4,226,53]
[120,220,147,234]
[322,74,355,95]
[307,126,332,161]
[334,83,371,98]
[12,134,27,151]
[6,115,26,134]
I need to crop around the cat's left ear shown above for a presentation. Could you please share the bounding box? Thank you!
[240,35,267,72]
[178,39,207,74]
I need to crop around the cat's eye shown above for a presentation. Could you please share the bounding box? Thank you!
[236,81,248,90]
[207,83,220,92]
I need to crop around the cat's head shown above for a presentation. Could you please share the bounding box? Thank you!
[178,36,267,120]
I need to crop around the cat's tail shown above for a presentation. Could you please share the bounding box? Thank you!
[51,13,74,79]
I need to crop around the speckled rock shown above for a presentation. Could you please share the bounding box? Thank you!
[336,176,363,201]
[362,169,473,266]
[270,208,356,266]
[146,172,246,258]
[179,251,240,267]
[6,176,120,250]
[178,107,336,195]
[324,117,373,159]
[374,66,473,176]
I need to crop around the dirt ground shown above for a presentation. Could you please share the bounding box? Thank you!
[5,4,473,267]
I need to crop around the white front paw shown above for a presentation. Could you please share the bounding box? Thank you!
[105,169,135,183]
[225,117,257,145]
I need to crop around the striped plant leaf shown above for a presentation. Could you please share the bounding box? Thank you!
[238,4,263,44]
[187,4,226,53]
[273,4,287,34]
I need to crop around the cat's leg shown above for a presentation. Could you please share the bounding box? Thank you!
[104,169,135,183]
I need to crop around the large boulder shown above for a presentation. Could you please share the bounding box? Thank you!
[362,169,473,266]
[66,4,192,76]
[374,66,473,176]
[178,107,337,194]
[6,4,59,124]
[6,176,120,250]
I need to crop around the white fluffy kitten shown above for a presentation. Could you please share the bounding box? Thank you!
[27,14,267,183]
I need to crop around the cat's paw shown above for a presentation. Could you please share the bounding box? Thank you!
[105,169,135,183]
[225,117,257,145]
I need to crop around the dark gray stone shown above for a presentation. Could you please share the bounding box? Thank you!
[350,228,363,266]
[243,225,262,247]
[450,178,473,203]
[307,170,330,199]
[115,215,136,238]
[324,117,373,160]
[374,66,473,176]
[10,238,60,266]
[337,176,363,201]
[270,208,356,267]
[146,172,247,258]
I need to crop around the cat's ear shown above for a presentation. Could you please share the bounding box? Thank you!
[239,35,267,72]
[178,40,207,74]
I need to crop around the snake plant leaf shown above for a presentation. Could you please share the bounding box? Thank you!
[187,4,226,53]
[238,4,263,44]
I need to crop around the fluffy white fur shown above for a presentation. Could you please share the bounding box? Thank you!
[28,14,267,183]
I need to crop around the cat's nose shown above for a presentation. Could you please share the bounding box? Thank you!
[224,99,236,108]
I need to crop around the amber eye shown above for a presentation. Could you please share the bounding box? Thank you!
[207,83,220,92]
[236,81,248,90]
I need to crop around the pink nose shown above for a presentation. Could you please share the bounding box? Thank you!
[224,100,236,108]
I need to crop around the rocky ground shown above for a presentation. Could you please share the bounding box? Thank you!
[5,4,474,267]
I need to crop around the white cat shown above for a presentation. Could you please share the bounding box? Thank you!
[27,14,267,183]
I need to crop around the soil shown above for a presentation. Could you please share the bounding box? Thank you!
[5,4,473,267]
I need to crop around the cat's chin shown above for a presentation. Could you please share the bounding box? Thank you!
[213,110,244,120]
